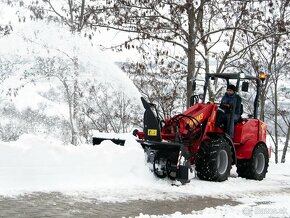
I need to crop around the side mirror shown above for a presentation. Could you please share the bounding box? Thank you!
[198,94,204,101]
[241,82,249,92]
[190,94,200,106]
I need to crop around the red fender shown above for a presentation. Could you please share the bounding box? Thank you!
[234,118,269,160]
[235,141,267,160]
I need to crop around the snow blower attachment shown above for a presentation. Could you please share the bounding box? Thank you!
[93,73,270,184]
[138,97,191,183]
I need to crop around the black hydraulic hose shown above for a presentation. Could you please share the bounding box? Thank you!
[175,114,200,126]
[172,114,200,129]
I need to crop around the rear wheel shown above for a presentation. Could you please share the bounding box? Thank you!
[237,144,269,180]
[195,138,232,182]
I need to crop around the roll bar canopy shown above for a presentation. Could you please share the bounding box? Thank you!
[202,72,262,119]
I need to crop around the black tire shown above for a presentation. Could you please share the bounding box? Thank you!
[195,138,232,182]
[237,144,269,180]
[153,153,167,178]
[166,159,177,180]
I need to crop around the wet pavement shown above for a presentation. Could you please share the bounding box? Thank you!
[0,192,240,218]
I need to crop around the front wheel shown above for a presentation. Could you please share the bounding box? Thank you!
[195,138,232,182]
[237,144,269,180]
[153,153,167,178]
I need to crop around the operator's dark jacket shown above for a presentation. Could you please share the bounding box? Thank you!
[220,93,241,115]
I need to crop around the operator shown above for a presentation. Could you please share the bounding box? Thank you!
[220,84,241,139]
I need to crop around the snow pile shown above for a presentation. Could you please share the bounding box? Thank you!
[0,133,290,201]
[0,133,290,216]
[0,134,154,196]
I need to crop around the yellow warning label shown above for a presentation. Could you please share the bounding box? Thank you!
[148,129,157,136]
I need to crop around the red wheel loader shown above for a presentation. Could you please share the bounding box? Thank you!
[93,73,270,184]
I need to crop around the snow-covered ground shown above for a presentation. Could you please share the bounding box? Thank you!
[0,133,289,217]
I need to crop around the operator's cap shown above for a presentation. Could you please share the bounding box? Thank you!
[227,84,236,92]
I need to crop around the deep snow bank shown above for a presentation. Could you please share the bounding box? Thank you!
[0,134,154,196]
[1,133,290,203]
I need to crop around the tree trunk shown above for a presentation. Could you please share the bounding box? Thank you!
[281,125,290,163]
[273,36,280,164]
[72,57,80,145]
[260,68,271,121]
[63,80,77,145]
[77,0,86,31]
[259,90,265,121]
[186,1,195,108]
[68,0,75,31]
[274,81,278,164]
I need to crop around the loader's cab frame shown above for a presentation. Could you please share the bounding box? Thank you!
[191,72,264,139]
[199,72,263,119]
[190,72,269,182]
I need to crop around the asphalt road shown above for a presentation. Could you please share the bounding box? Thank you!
[0,192,240,218]
[1,188,290,218]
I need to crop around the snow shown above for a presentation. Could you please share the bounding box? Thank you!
[0,20,141,101]
[0,134,289,216]
[0,3,142,117]
[0,2,143,142]
[0,134,289,195]
[0,134,152,196]
[0,2,290,217]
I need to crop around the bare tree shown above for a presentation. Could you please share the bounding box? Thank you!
[83,83,142,133]
[121,54,187,117]
[24,55,83,145]
[269,70,286,163]
[21,0,290,110]
[87,0,290,108]
[279,107,290,163]
[0,24,12,37]
[96,0,228,107]
[27,0,95,32]
[239,0,290,163]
